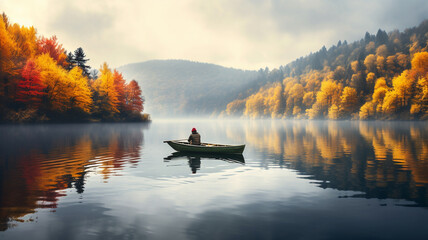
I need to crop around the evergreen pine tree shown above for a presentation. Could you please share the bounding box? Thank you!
[375,29,388,46]
[65,51,75,70]
[74,47,90,76]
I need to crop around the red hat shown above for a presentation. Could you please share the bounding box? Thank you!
[191,128,197,132]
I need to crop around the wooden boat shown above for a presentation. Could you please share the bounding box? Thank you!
[164,140,245,154]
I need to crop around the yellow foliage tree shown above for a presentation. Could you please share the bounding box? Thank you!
[328,104,340,120]
[364,54,376,73]
[359,101,375,120]
[409,34,421,57]
[411,51,428,74]
[382,90,400,115]
[306,103,321,119]
[333,66,346,80]
[391,70,414,107]
[386,55,396,76]
[267,83,283,117]
[372,77,389,113]
[351,61,359,73]
[35,54,72,112]
[366,72,376,89]
[92,63,119,115]
[293,106,302,116]
[289,84,304,104]
[244,91,264,118]
[302,91,315,108]
[0,15,18,98]
[410,76,427,115]
[340,87,358,116]
[376,44,388,57]
[409,52,428,116]
[242,82,286,118]
[308,79,342,118]
[68,67,92,113]
[396,53,409,69]
[376,56,386,74]
[286,83,304,116]
[302,70,322,92]
[226,99,246,116]
[317,80,342,112]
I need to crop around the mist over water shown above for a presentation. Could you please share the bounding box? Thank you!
[0,119,427,239]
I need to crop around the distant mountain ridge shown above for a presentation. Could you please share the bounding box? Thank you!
[118,60,259,116]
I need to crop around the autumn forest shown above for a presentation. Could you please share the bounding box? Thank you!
[1,11,427,122]
[0,13,146,123]
[1,1,428,237]
[225,20,428,120]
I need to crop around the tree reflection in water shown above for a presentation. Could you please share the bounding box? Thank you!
[225,120,428,206]
[0,123,146,231]
[1,119,427,236]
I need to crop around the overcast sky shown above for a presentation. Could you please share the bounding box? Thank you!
[1,0,427,70]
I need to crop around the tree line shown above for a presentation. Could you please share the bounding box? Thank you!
[225,20,428,120]
[0,13,146,122]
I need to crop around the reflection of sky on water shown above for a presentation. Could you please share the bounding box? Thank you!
[5,167,428,239]
[1,119,428,239]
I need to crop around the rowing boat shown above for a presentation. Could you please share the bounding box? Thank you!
[164,140,245,154]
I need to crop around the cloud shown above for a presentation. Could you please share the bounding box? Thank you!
[193,0,428,68]
[1,0,427,70]
[48,2,114,38]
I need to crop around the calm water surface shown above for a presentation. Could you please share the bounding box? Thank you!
[0,119,427,239]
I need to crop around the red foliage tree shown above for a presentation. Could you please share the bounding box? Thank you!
[125,80,143,112]
[16,59,46,106]
[37,35,67,67]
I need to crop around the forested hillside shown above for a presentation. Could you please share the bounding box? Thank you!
[119,60,259,116]
[225,20,428,120]
[0,13,145,122]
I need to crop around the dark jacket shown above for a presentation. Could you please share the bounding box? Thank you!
[188,132,201,145]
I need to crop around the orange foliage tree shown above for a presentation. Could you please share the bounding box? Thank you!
[125,80,143,112]
[113,70,126,112]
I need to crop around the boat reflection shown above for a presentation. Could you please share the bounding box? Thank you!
[164,152,245,174]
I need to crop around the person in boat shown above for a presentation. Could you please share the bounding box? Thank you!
[188,128,201,145]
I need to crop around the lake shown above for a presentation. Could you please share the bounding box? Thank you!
[1,119,427,239]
